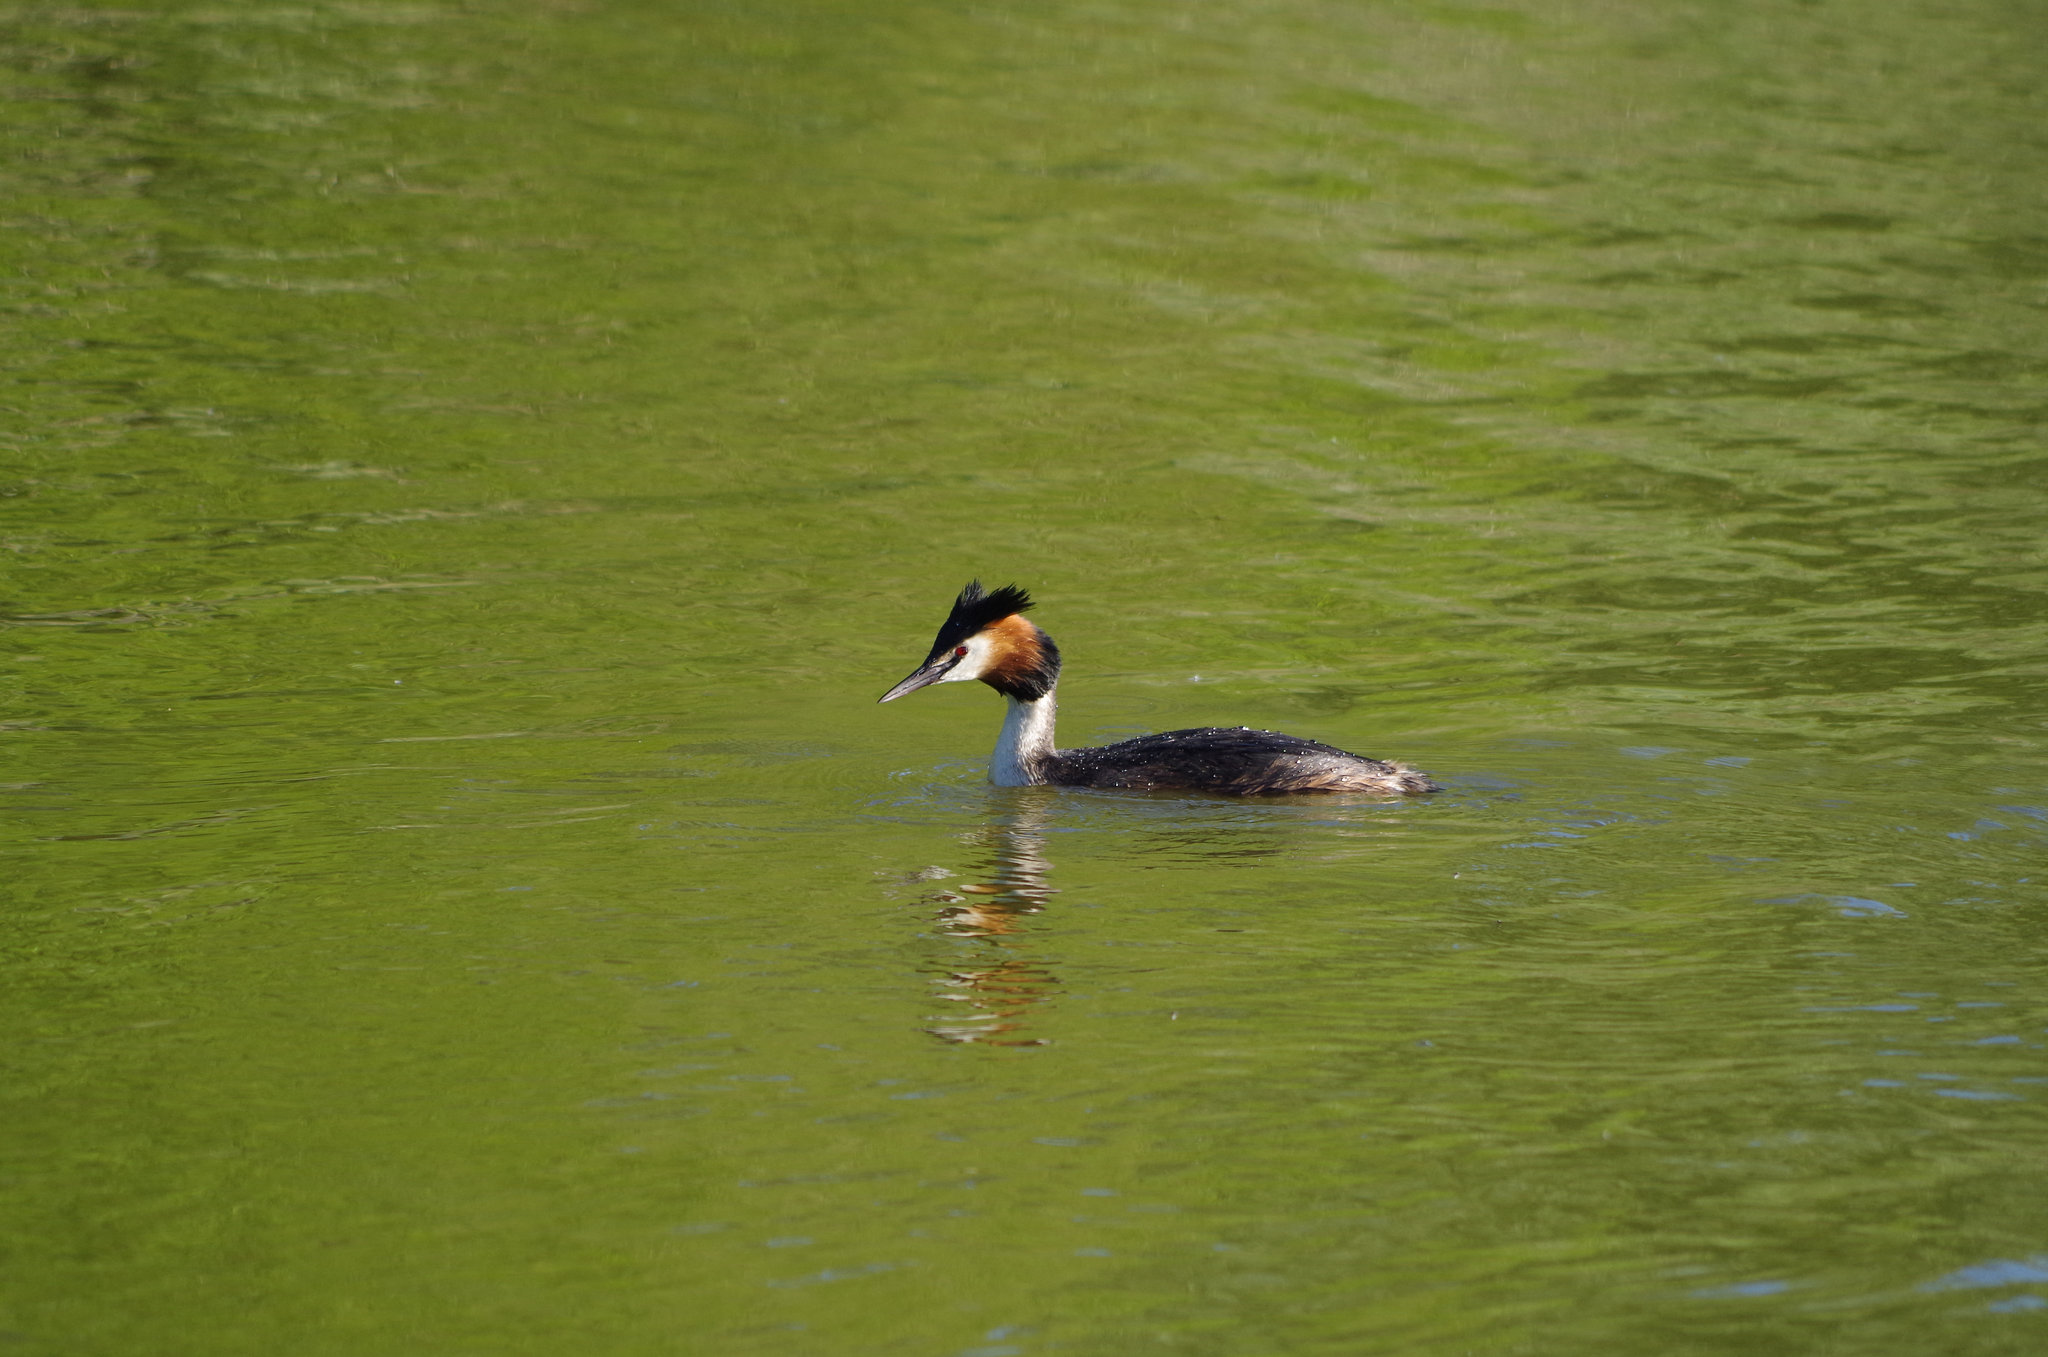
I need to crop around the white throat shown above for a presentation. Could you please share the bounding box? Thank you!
[991,686,1058,786]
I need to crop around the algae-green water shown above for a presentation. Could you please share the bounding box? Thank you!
[5,1,2047,1352]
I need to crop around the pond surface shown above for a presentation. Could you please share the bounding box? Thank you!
[5,1,2047,1352]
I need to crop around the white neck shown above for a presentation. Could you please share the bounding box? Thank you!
[991,686,1058,786]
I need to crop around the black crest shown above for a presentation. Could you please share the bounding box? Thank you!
[925,580,1034,659]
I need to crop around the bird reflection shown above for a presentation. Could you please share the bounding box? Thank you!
[922,794,1061,1046]
[901,793,1405,1043]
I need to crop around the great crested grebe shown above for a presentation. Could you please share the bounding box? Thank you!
[878,582,1438,796]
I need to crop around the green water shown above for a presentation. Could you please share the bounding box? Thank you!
[5,0,2047,1351]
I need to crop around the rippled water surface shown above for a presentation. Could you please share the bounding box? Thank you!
[5,1,2047,1352]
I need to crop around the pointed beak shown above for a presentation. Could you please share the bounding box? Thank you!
[878,655,957,703]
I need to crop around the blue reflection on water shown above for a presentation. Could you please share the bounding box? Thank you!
[1693,1280,1791,1299]
[1987,1295,2048,1313]
[1765,894,1906,918]
[1923,1256,2048,1290]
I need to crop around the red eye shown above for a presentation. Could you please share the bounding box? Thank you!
[954,646,968,657]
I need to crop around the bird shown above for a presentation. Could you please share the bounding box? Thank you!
[878,581,1438,796]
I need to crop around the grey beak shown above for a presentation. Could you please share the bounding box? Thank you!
[878,656,956,703]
